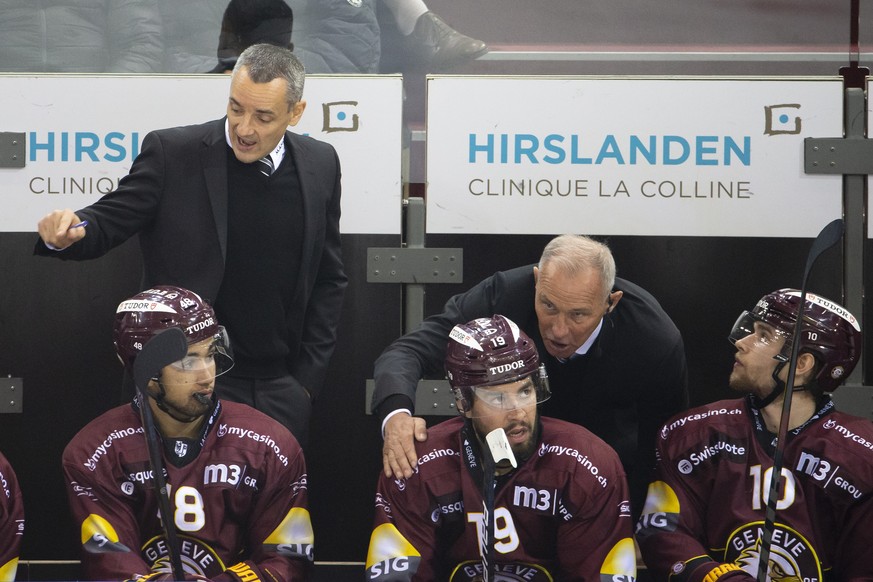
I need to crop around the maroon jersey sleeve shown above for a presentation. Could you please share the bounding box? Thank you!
[62,433,155,579]
[0,452,23,581]
[366,419,465,581]
[366,469,442,581]
[635,402,758,582]
[814,412,873,581]
[549,439,637,579]
[212,444,313,582]
[834,479,873,580]
[635,435,735,581]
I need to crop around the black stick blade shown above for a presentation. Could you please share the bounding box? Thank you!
[803,219,844,279]
[132,327,188,394]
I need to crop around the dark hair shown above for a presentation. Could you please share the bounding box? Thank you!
[213,0,295,73]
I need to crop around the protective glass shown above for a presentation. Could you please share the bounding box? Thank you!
[728,312,790,361]
[166,326,234,380]
[464,365,551,417]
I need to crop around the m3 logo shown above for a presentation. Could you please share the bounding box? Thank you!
[795,451,831,481]
[203,463,258,490]
[512,485,557,512]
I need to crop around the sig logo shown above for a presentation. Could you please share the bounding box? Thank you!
[764,104,801,136]
[276,542,315,561]
[369,557,415,579]
[322,101,360,133]
[636,512,670,530]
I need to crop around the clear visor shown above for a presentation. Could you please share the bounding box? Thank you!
[462,365,552,417]
[728,312,790,361]
[163,327,234,384]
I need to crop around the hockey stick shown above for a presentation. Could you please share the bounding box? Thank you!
[480,428,517,582]
[133,327,189,582]
[756,218,844,582]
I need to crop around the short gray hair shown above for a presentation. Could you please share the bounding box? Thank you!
[233,43,305,108]
[538,234,616,299]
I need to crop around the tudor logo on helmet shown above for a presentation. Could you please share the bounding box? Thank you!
[117,300,174,313]
[489,360,526,376]
[445,314,551,416]
[113,285,234,380]
[186,318,215,335]
[729,288,862,395]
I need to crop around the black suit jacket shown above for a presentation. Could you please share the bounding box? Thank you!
[35,118,347,398]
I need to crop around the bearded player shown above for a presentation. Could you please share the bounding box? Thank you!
[366,314,637,581]
[636,289,873,581]
[62,285,313,581]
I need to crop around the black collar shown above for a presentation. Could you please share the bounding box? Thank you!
[747,394,833,456]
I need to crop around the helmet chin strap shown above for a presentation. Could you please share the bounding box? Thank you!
[148,378,204,424]
[750,360,811,410]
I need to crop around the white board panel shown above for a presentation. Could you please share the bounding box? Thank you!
[426,76,843,237]
[0,74,403,234]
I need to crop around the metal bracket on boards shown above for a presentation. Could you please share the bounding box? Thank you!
[0,132,26,169]
[365,379,457,416]
[803,87,870,411]
[367,248,463,284]
[804,137,873,174]
[0,378,23,413]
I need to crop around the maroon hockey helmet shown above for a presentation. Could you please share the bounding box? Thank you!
[729,289,861,392]
[113,286,233,376]
[445,314,550,413]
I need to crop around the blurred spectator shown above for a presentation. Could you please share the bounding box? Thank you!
[209,0,295,73]
[159,0,485,75]
[159,0,227,73]
[0,0,163,73]
[159,0,368,74]
[291,0,487,74]
[381,0,488,71]
[288,0,381,73]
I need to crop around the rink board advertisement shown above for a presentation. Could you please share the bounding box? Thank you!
[0,74,403,234]
[425,76,844,237]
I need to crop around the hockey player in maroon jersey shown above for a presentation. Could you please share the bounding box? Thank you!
[366,314,637,581]
[636,289,873,582]
[0,451,23,581]
[63,285,313,581]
